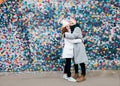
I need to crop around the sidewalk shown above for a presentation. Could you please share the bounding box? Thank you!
[0,70,120,86]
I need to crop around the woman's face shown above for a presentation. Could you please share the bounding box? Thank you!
[69,21,75,26]
[66,25,70,30]
[69,18,76,26]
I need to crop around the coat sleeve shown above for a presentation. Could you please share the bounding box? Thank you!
[67,39,82,43]
[65,27,83,39]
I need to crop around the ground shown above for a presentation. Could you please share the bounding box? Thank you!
[0,70,120,86]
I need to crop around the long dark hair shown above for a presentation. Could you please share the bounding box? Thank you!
[70,23,80,33]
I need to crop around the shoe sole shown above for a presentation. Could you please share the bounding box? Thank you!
[77,79,86,82]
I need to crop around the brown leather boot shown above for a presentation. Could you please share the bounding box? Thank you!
[73,73,80,79]
[76,75,86,82]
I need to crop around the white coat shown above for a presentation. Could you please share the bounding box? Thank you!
[62,38,82,59]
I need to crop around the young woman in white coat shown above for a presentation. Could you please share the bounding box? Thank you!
[61,20,82,82]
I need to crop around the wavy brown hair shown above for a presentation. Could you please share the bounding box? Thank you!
[61,27,68,35]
